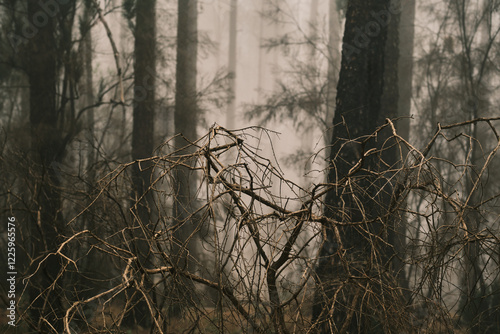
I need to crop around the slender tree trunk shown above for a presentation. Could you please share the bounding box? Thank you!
[257,0,266,104]
[226,0,237,130]
[68,3,97,329]
[173,0,199,249]
[461,56,489,334]
[457,1,491,329]
[83,4,96,195]
[461,110,487,330]
[171,0,201,314]
[131,0,156,204]
[257,0,279,103]
[125,0,157,328]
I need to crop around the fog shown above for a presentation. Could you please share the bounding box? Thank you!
[2,0,500,333]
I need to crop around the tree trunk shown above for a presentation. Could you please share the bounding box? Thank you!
[69,3,98,329]
[312,0,397,332]
[25,2,65,332]
[455,1,491,329]
[226,0,237,130]
[124,0,157,328]
[171,0,201,314]
[82,2,96,199]
[379,0,400,290]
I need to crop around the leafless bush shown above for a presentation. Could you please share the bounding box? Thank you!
[2,119,500,333]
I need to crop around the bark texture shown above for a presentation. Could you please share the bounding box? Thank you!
[312,0,399,332]
[125,0,157,328]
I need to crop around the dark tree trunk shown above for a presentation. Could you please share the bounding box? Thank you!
[25,2,65,332]
[132,0,156,170]
[312,0,400,332]
[174,0,198,187]
[380,0,401,285]
[124,0,157,328]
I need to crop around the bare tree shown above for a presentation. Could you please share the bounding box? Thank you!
[49,114,500,333]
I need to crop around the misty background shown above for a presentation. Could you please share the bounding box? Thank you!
[1,0,500,333]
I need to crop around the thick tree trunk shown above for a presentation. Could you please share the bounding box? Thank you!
[312,0,399,332]
[25,2,65,332]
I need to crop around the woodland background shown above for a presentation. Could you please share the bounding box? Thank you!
[1,0,500,333]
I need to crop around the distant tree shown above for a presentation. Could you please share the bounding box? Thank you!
[173,0,198,220]
[81,0,96,207]
[171,0,201,313]
[247,0,343,178]
[412,0,500,331]
[226,0,237,130]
